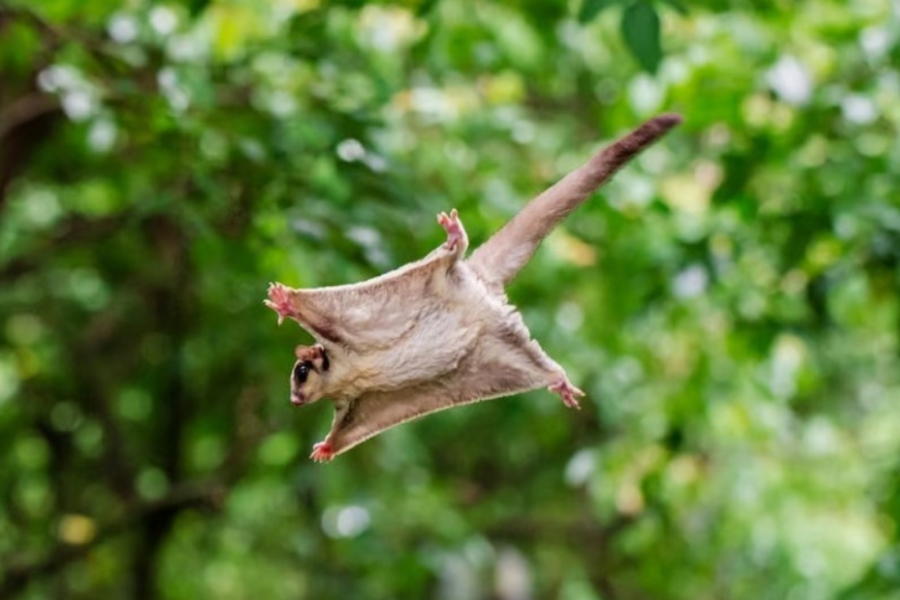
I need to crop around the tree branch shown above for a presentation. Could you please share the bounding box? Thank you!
[0,481,226,599]
[0,213,133,283]
[0,94,59,139]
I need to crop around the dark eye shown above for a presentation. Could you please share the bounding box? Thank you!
[293,361,312,384]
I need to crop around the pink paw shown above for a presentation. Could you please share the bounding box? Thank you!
[549,378,584,410]
[264,282,295,326]
[310,441,335,462]
[437,208,464,251]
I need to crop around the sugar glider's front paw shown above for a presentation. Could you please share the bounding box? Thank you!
[264,282,296,326]
[310,441,335,462]
[549,378,584,410]
[437,208,467,253]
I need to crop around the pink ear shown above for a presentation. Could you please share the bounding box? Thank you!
[294,345,307,360]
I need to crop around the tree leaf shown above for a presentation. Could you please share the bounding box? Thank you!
[621,1,662,74]
[659,0,689,15]
[188,0,212,17]
[417,0,440,17]
[578,0,620,24]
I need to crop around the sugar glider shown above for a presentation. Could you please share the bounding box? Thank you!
[265,113,682,461]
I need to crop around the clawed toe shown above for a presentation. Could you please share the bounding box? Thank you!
[549,378,584,410]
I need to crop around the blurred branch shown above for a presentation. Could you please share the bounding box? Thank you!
[0,480,227,599]
[488,512,636,599]
[0,81,61,208]
[0,5,118,64]
[0,213,133,283]
[129,214,194,600]
[0,5,50,32]
[0,6,61,208]
[219,385,272,483]
[0,94,59,139]
[0,5,154,209]
[488,513,635,543]
[0,93,60,207]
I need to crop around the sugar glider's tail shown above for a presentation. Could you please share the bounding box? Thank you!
[467,113,682,288]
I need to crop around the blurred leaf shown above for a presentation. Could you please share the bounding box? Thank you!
[578,0,621,23]
[621,1,662,73]
[417,0,441,17]
[187,0,212,17]
[659,0,689,15]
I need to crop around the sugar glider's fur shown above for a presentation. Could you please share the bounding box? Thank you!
[266,113,682,461]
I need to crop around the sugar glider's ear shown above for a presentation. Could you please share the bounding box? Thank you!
[295,344,329,371]
[294,344,317,360]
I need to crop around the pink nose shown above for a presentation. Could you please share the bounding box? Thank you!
[291,392,305,405]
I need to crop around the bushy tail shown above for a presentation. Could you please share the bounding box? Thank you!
[467,113,682,288]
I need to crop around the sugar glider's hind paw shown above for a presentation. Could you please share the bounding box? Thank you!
[310,441,335,462]
[549,378,585,410]
[264,282,295,326]
[437,208,467,252]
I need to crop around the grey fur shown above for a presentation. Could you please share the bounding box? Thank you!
[265,114,682,461]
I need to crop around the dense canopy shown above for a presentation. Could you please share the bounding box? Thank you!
[1,1,898,599]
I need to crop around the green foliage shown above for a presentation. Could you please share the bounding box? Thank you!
[578,0,622,24]
[621,2,662,74]
[578,0,674,74]
[1,0,899,599]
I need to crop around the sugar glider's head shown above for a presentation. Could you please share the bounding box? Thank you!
[290,343,330,405]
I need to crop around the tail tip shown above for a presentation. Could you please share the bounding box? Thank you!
[653,112,683,129]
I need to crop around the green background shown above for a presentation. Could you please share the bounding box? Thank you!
[1,0,898,598]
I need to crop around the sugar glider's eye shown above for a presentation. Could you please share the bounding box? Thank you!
[293,361,312,384]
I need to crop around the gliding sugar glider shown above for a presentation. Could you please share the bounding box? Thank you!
[265,113,682,462]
